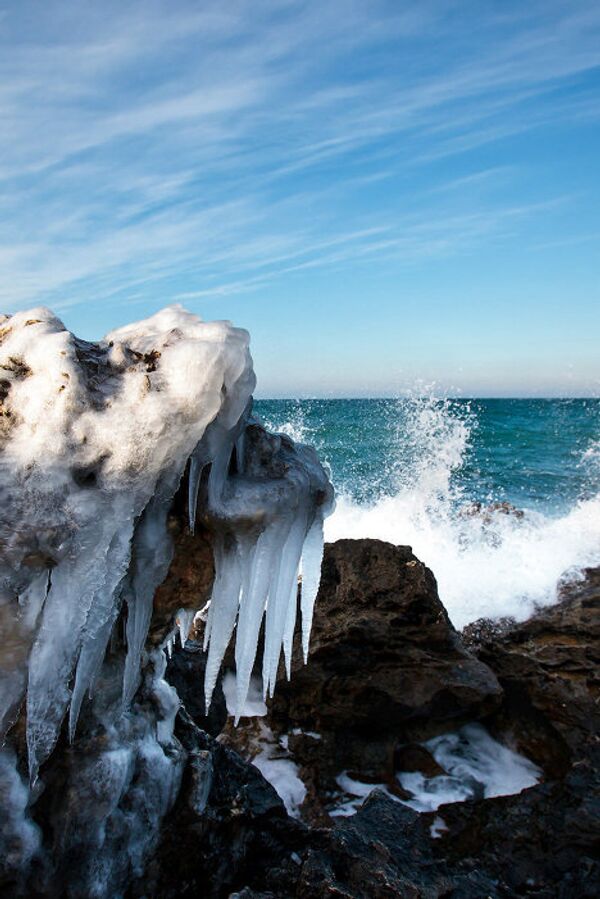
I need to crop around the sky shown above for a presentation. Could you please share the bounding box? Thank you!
[1,0,599,397]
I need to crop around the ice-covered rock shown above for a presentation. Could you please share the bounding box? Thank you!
[0,305,332,895]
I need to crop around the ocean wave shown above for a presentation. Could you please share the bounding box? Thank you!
[259,393,600,630]
[325,393,600,628]
[326,491,600,629]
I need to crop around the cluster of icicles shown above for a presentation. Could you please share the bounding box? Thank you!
[0,305,333,785]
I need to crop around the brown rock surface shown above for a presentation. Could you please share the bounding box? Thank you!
[467,566,600,776]
[149,515,214,645]
[270,539,502,784]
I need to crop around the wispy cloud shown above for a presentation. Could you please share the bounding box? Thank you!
[0,0,598,319]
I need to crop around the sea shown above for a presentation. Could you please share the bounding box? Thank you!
[255,396,600,630]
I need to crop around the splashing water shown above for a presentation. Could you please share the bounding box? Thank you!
[257,395,600,629]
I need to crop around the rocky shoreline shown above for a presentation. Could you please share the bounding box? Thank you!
[2,531,598,897]
[155,538,599,898]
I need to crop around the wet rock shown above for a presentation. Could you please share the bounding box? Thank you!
[270,539,502,784]
[165,639,227,737]
[460,500,525,521]
[296,790,499,898]
[431,744,600,897]
[145,710,306,899]
[470,566,600,776]
[148,512,215,646]
[393,743,446,778]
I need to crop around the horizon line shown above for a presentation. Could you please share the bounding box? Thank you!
[254,395,600,402]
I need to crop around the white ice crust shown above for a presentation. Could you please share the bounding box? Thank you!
[0,305,332,786]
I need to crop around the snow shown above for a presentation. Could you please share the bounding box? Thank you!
[331,773,397,817]
[221,675,307,817]
[252,734,307,818]
[430,815,448,838]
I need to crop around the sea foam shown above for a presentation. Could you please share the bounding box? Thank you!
[264,394,600,629]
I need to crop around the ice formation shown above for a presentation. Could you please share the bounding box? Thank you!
[0,305,332,892]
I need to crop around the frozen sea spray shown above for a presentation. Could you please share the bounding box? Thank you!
[0,305,332,894]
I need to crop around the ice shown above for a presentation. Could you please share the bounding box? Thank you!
[0,306,257,777]
[201,428,333,721]
[300,511,325,663]
[0,304,332,796]
[430,815,448,838]
[218,696,306,817]
[176,609,195,648]
[262,511,307,697]
[222,673,267,718]
[121,476,180,711]
[251,731,307,817]
[234,523,285,722]
[203,535,244,711]
[0,305,332,893]
[0,750,41,878]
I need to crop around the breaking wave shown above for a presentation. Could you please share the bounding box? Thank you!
[261,393,600,630]
[324,393,600,628]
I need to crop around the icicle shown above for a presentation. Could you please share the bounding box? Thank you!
[203,535,243,711]
[122,473,179,711]
[233,523,285,722]
[27,500,132,782]
[235,427,246,475]
[187,447,206,535]
[177,609,194,647]
[69,524,134,742]
[0,570,50,746]
[262,509,308,697]
[300,510,325,663]
[283,575,300,681]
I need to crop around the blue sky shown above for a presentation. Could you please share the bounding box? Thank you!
[1,0,599,397]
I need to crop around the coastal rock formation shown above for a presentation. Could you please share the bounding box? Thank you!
[465,566,600,776]
[146,711,306,899]
[177,557,600,898]
[269,539,502,784]
[430,745,600,897]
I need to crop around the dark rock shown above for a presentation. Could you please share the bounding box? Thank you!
[144,710,306,899]
[471,566,600,776]
[431,744,600,897]
[393,743,446,777]
[270,539,502,783]
[460,500,525,521]
[149,515,215,646]
[296,790,500,898]
[166,639,227,737]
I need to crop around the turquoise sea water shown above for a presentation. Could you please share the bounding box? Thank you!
[255,397,600,628]
[256,398,600,513]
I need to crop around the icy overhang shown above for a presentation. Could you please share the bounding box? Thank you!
[0,306,333,781]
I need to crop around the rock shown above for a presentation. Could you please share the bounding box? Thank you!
[393,743,447,777]
[296,790,499,898]
[148,498,215,646]
[460,500,525,521]
[144,710,306,899]
[270,539,502,784]
[430,744,600,897]
[165,639,227,737]
[470,566,600,775]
